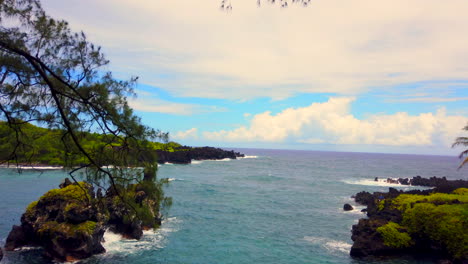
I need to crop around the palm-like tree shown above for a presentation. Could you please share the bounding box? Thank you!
[453,123,468,169]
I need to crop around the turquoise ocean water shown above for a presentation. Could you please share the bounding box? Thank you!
[0,149,467,264]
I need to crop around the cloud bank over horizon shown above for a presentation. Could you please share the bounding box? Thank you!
[173,97,467,149]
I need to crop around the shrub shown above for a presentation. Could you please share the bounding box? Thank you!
[377,222,413,248]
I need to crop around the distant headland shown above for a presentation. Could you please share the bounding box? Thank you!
[0,122,244,167]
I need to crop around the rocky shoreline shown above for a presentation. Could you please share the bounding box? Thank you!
[375,175,467,190]
[155,146,244,164]
[0,147,244,168]
[350,176,468,263]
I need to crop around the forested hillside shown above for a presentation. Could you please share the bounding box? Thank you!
[0,121,183,166]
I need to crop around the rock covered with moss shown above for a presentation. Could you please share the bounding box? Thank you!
[5,181,105,262]
[4,178,168,262]
[103,182,167,240]
[350,185,468,263]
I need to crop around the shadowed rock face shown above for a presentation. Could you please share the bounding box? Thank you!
[0,246,3,261]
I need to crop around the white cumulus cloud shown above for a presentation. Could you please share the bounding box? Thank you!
[203,98,468,147]
[172,128,199,140]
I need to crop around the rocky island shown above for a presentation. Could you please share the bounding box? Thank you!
[350,176,468,263]
[4,178,167,262]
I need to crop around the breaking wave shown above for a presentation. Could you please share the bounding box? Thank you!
[343,178,425,188]
[102,217,181,256]
[240,155,258,159]
[303,236,352,254]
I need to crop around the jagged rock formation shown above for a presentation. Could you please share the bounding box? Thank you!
[156,146,244,164]
[5,179,164,262]
[350,177,468,263]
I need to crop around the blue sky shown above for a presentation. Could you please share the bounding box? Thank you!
[42,0,468,155]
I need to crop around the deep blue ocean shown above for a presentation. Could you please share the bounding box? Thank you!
[0,149,467,264]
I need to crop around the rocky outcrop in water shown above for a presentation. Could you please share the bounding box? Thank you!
[0,246,3,261]
[350,177,468,263]
[343,203,354,211]
[5,182,105,262]
[5,179,163,262]
[156,146,244,164]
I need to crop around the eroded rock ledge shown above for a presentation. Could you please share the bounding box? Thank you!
[4,179,162,262]
[350,177,468,263]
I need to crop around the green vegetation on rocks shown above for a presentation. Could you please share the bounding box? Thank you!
[376,222,413,249]
[403,202,467,259]
[40,182,91,202]
[355,188,468,261]
[0,121,180,167]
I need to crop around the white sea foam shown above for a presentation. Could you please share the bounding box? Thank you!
[240,155,258,159]
[215,158,232,161]
[14,246,41,251]
[163,162,174,165]
[324,240,352,253]
[347,206,367,215]
[343,178,423,188]
[191,160,204,165]
[0,165,63,170]
[167,178,176,182]
[198,158,233,162]
[303,236,351,254]
[102,217,180,256]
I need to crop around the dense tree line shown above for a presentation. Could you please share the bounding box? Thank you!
[0,121,183,166]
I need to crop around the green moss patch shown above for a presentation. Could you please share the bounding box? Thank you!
[40,182,90,202]
[25,201,38,215]
[38,221,97,237]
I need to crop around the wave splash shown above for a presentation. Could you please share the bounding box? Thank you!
[343,178,424,188]
[102,217,181,256]
[303,236,352,254]
[240,155,258,159]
